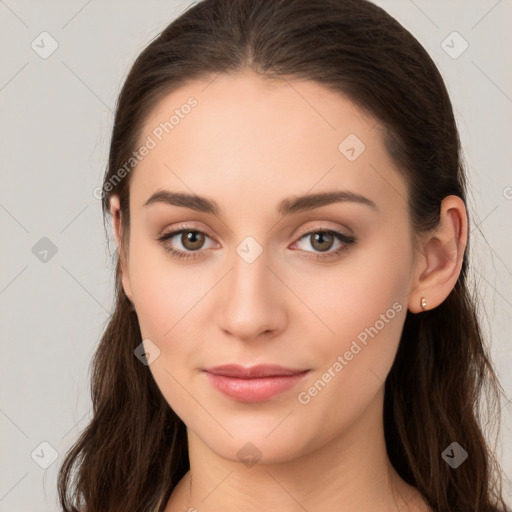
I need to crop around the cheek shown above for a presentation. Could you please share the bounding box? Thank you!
[127,236,205,338]
[292,233,411,407]
[299,234,410,353]
[127,241,208,418]
[127,235,218,386]
[290,262,408,449]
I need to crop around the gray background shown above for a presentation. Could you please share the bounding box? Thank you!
[1,0,511,509]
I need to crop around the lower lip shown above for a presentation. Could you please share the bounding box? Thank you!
[203,371,310,403]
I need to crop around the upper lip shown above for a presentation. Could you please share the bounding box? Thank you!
[203,364,310,378]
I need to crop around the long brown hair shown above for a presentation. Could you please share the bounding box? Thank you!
[57,1,510,510]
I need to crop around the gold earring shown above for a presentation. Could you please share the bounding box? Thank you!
[420,297,427,310]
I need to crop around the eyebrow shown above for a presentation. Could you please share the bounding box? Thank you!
[143,189,378,215]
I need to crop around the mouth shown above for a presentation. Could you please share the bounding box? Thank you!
[202,364,311,402]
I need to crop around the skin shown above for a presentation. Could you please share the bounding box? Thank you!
[109,70,467,512]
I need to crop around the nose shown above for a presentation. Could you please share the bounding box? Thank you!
[216,249,287,342]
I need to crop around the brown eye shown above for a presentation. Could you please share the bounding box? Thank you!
[309,232,335,252]
[180,230,206,251]
[292,228,356,261]
[157,227,217,260]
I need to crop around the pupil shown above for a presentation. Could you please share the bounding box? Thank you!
[313,232,333,252]
[183,231,204,250]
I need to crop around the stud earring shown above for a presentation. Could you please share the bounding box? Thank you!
[420,297,427,310]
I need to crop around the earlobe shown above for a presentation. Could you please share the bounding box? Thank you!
[408,195,468,313]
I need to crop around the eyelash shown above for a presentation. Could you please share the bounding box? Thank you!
[156,224,356,261]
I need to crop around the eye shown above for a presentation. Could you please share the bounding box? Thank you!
[157,225,217,260]
[291,228,356,260]
[157,225,356,262]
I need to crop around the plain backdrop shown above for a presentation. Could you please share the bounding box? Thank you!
[1,0,511,509]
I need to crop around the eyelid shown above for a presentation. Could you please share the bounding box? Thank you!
[159,222,215,239]
[159,221,352,244]
[293,222,353,239]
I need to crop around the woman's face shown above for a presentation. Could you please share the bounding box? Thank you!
[115,70,421,463]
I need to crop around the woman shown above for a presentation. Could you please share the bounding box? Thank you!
[57,0,510,511]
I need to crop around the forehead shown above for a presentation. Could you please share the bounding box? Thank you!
[130,70,407,216]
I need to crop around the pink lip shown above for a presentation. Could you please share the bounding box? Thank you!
[202,364,310,402]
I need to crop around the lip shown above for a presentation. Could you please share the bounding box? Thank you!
[202,364,310,403]
[203,364,309,378]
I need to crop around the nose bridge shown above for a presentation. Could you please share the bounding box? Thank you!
[230,232,273,296]
[231,243,270,298]
[217,238,286,340]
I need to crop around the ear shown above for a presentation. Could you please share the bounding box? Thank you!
[109,195,134,304]
[407,195,468,313]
